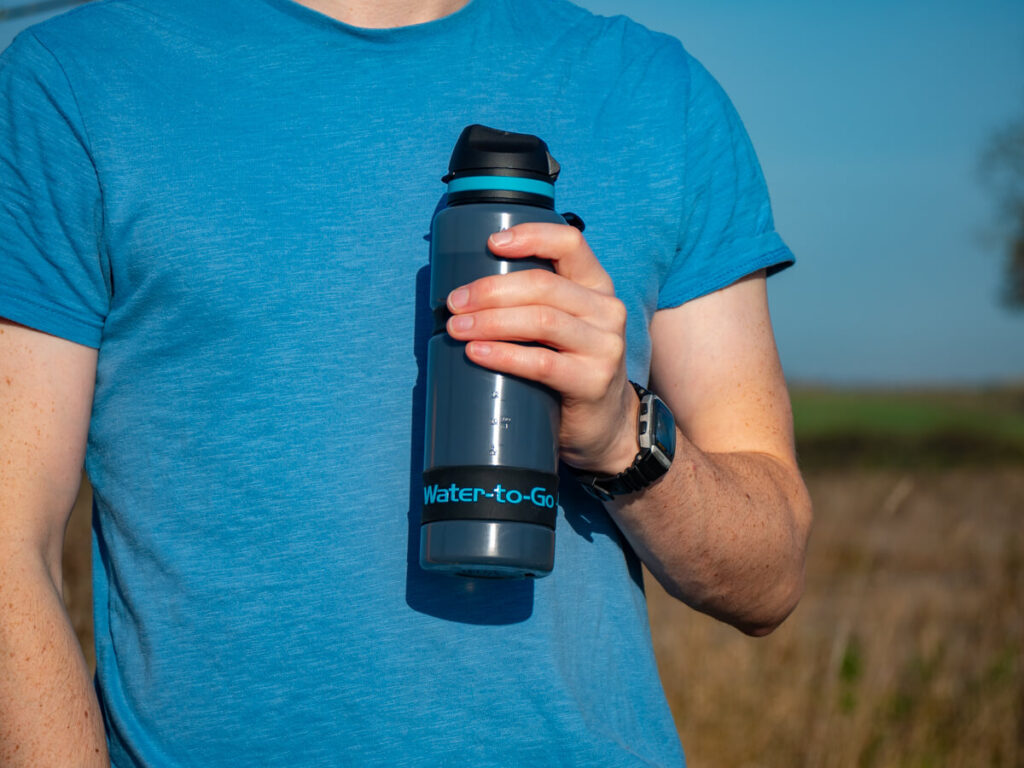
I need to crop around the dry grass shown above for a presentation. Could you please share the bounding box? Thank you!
[62,468,1024,765]
[647,468,1024,767]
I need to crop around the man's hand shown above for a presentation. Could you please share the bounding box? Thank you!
[443,224,812,636]
[444,222,639,475]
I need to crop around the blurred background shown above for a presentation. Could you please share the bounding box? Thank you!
[3,0,1023,765]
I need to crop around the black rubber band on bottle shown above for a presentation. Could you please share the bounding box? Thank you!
[421,465,559,528]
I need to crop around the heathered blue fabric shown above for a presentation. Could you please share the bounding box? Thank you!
[0,0,793,765]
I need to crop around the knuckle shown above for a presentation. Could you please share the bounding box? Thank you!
[597,356,618,386]
[605,333,625,364]
[607,298,628,330]
[526,268,556,294]
[564,225,586,251]
[533,349,557,380]
[475,276,500,301]
[473,311,495,335]
[536,306,560,332]
[494,343,517,365]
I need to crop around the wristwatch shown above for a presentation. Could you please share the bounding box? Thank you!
[574,382,677,502]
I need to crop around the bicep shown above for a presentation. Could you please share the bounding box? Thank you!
[648,270,797,467]
[0,319,96,575]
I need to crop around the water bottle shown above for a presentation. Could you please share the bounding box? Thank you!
[420,124,569,579]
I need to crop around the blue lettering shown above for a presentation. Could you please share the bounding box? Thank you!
[424,484,452,504]
[426,482,557,508]
[529,487,555,508]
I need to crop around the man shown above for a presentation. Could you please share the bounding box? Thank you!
[0,0,812,765]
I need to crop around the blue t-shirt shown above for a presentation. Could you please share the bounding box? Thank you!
[0,0,792,765]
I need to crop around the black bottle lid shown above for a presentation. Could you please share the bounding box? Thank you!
[443,124,560,208]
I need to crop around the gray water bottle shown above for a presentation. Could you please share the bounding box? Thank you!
[420,125,570,579]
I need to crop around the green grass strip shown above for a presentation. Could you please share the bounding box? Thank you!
[790,386,1024,469]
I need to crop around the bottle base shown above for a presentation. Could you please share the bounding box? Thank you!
[420,520,554,579]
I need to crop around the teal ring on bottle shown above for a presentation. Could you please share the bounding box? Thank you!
[446,176,555,198]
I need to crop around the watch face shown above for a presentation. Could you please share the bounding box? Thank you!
[638,393,676,472]
[651,397,676,464]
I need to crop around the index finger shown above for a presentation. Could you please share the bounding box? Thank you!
[487,222,615,296]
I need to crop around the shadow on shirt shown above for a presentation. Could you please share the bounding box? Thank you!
[403,224,638,624]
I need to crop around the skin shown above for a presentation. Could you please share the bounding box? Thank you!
[0,321,105,767]
[297,0,471,28]
[0,1,809,763]
[447,225,812,635]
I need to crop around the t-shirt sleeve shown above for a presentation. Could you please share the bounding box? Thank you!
[0,31,108,348]
[658,51,793,310]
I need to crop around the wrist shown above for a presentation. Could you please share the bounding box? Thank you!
[572,382,677,502]
[590,384,642,475]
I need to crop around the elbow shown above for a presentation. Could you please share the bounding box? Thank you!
[735,566,806,637]
[652,470,814,637]
[738,483,814,637]
[662,558,808,638]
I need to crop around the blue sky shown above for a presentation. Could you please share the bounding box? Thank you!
[577,0,1024,385]
[3,0,1023,384]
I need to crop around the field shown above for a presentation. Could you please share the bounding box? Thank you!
[649,467,1023,767]
[790,386,1024,470]
[59,388,1024,766]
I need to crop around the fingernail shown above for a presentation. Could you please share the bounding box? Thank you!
[470,342,492,356]
[490,230,513,247]
[449,315,474,331]
[448,288,469,309]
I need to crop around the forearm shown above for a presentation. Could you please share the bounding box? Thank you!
[0,552,108,767]
[439,231,811,631]
[607,435,812,636]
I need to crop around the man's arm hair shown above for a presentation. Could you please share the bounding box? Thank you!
[445,223,810,633]
[0,319,109,766]
[609,271,812,635]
